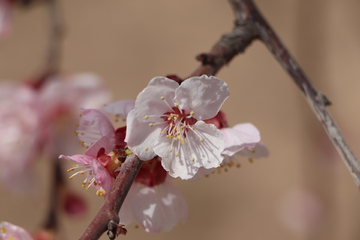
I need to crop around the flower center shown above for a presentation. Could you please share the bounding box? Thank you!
[144,96,209,162]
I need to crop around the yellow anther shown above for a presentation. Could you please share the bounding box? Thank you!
[191,158,195,162]
[88,181,91,184]
[177,132,181,135]
[69,176,73,179]
[94,182,98,186]
[86,187,90,190]
[145,115,149,120]
[236,163,241,168]
[82,183,86,188]
[67,169,73,172]
[168,117,171,120]
[89,170,93,175]
[174,116,178,119]
[80,171,85,174]
[190,111,194,115]
[181,140,185,145]
[149,123,153,127]
[227,163,233,167]
[224,168,228,172]
[170,113,174,116]
[177,136,181,140]
[79,114,82,117]
[200,138,204,142]
[73,130,78,136]
[161,131,164,134]
[176,128,179,132]
[251,149,256,153]
[181,126,184,129]
[1,228,6,233]
[96,190,100,196]
[169,149,173,153]
[125,148,133,155]
[170,123,173,127]
[145,147,149,151]
[175,153,179,157]
[174,138,178,141]
[186,125,189,128]
[174,103,179,108]
[72,164,76,167]
[191,127,194,130]
[248,157,254,163]
[161,96,165,100]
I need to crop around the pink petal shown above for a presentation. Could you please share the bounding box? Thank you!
[134,77,178,121]
[59,154,95,165]
[77,109,115,147]
[119,184,137,226]
[84,136,115,158]
[125,110,164,161]
[91,159,113,193]
[131,180,188,233]
[103,100,135,119]
[238,142,269,158]
[62,191,88,218]
[221,123,260,156]
[174,75,229,120]
[0,221,33,240]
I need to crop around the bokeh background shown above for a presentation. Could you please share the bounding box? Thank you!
[1,0,360,239]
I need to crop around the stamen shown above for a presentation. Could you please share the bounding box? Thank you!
[149,123,153,127]
[175,153,179,157]
[248,157,254,163]
[0,228,6,233]
[174,103,179,108]
[251,149,256,153]
[190,111,194,116]
[161,97,174,111]
[145,115,148,119]
[145,147,149,151]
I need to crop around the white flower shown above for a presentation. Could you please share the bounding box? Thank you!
[125,75,230,179]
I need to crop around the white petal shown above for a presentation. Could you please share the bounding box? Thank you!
[0,222,33,240]
[174,75,229,120]
[187,121,225,169]
[188,167,216,181]
[103,99,135,119]
[221,123,260,156]
[154,136,199,179]
[77,109,115,147]
[131,179,188,232]
[125,110,166,160]
[135,77,178,121]
[238,142,269,158]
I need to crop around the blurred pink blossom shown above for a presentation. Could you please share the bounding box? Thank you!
[0,73,110,192]
[0,0,12,38]
[0,221,33,240]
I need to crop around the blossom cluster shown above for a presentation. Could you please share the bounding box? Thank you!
[60,75,268,233]
[0,73,110,192]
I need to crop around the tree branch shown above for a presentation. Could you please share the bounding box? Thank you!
[79,155,143,240]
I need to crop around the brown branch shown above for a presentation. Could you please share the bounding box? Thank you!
[190,0,360,190]
[79,155,143,240]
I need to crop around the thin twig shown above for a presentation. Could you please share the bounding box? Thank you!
[46,0,62,74]
[227,0,360,189]
[79,155,143,240]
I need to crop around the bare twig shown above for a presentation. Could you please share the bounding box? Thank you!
[79,155,143,240]
[46,0,62,74]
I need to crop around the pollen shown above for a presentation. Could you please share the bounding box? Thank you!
[82,182,86,188]
[73,130,78,136]
[251,149,256,153]
[169,149,173,153]
[177,136,181,140]
[199,138,204,142]
[175,153,179,157]
[149,123,153,127]
[190,111,194,116]
[1,228,6,233]
[161,96,165,100]
[145,115,149,120]
[191,158,195,162]
[145,147,149,151]
[181,140,185,145]
[161,131,164,134]
[174,103,179,108]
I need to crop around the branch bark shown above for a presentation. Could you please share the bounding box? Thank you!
[190,0,360,190]
[79,155,143,240]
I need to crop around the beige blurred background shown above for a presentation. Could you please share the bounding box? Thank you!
[1,0,360,239]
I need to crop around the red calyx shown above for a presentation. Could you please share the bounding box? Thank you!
[135,157,167,187]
